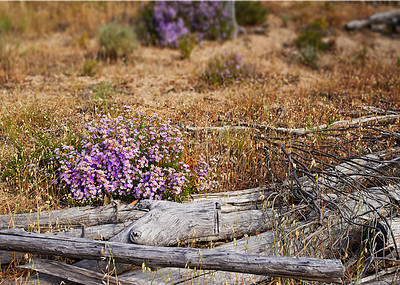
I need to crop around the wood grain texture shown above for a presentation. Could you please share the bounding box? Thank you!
[127,200,272,246]
[119,230,277,285]
[129,201,220,246]
[0,223,127,266]
[0,201,145,230]
[189,186,277,212]
[0,229,344,282]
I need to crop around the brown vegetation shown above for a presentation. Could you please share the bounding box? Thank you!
[0,1,399,284]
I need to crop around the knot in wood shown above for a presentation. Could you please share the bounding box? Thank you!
[129,231,142,242]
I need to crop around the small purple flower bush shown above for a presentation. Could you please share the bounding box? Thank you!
[54,106,215,204]
[201,52,250,86]
[137,1,233,47]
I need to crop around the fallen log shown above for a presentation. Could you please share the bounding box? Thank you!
[0,200,145,230]
[17,198,277,282]
[189,186,277,211]
[0,222,127,267]
[293,147,400,195]
[346,10,400,30]
[0,250,24,266]
[127,199,272,246]
[55,222,127,240]
[119,230,277,285]
[0,229,344,282]
[17,258,136,285]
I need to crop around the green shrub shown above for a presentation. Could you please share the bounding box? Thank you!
[397,57,400,67]
[295,17,330,69]
[282,14,289,28]
[178,34,196,59]
[297,45,319,70]
[99,23,137,60]
[0,14,13,35]
[235,1,269,26]
[296,17,329,52]
[82,58,98,76]
[200,52,250,86]
[296,29,327,51]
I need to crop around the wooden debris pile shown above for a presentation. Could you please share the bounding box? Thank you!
[0,108,400,284]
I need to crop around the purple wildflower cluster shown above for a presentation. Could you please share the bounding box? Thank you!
[139,1,233,47]
[201,52,250,86]
[54,106,214,203]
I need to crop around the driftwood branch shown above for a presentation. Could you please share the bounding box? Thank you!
[186,114,400,137]
[0,200,145,230]
[0,229,344,282]
[259,114,400,136]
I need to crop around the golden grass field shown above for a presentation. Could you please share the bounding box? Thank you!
[0,1,400,283]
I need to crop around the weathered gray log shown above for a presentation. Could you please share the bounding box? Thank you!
[0,223,126,266]
[119,230,277,285]
[346,10,400,30]
[189,186,277,212]
[0,185,277,232]
[0,250,25,266]
[0,200,145,230]
[0,229,344,282]
[24,198,276,282]
[0,222,126,267]
[17,258,136,285]
[323,184,400,221]
[55,222,127,240]
[296,147,400,194]
[346,19,370,30]
[73,200,272,275]
[128,200,271,246]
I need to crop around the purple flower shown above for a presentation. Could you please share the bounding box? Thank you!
[53,106,215,204]
[140,1,233,47]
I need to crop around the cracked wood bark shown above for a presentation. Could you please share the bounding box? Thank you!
[0,200,145,230]
[17,258,136,285]
[127,200,272,246]
[72,199,273,277]
[71,201,223,276]
[0,223,127,266]
[189,186,277,212]
[0,229,344,282]
[0,185,276,233]
[119,230,277,285]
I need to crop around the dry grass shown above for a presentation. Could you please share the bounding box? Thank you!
[0,1,400,283]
